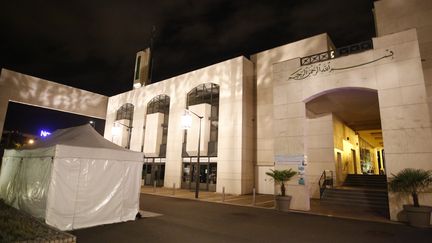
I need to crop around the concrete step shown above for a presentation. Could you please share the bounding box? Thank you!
[323,191,388,201]
[321,198,388,209]
[343,174,388,188]
[322,196,388,207]
[342,182,387,188]
[321,188,389,213]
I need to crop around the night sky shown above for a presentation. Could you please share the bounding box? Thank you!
[0,0,376,136]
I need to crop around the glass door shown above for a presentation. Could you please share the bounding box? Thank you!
[190,163,208,191]
[181,162,217,192]
[143,162,165,187]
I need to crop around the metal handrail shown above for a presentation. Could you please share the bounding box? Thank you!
[318,170,334,198]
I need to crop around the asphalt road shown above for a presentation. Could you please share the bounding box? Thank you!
[72,194,432,243]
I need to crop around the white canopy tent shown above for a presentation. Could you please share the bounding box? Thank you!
[0,124,144,230]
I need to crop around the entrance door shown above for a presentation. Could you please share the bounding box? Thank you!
[143,163,152,185]
[336,152,343,184]
[143,163,165,187]
[190,163,208,191]
[181,162,217,192]
[351,149,357,174]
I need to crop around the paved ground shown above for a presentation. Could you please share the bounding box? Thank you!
[141,186,391,223]
[72,194,432,243]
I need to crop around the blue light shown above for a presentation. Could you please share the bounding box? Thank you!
[40,130,51,137]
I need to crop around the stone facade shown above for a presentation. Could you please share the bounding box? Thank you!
[104,57,255,195]
[0,69,108,134]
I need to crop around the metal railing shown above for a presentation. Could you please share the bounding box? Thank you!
[300,40,373,66]
[318,170,334,198]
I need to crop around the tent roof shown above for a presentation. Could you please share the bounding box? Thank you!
[9,124,144,161]
[31,124,128,150]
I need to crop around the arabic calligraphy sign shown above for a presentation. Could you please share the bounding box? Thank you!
[288,62,331,80]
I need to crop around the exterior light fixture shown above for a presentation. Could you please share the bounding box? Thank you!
[181,110,193,129]
[28,139,34,145]
[133,83,142,89]
[89,120,95,126]
[181,109,203,199]
[111,123,122,137]
[112,121,133,149]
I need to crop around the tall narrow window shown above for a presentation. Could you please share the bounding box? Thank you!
[135,56,141,80]
[142,95,170,188]
[144,95,170,157]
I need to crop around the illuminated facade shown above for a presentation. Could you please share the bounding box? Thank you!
[104,0,432,220]
[105,56,255,195]
[0,0,431,221]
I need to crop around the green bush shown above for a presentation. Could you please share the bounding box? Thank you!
[0,199,46,242]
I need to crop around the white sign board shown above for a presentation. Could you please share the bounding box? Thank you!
[275,155,305,165]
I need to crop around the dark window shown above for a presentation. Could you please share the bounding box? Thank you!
[116,103,134,121]
[147,95,170,114]
[135,56,141,80]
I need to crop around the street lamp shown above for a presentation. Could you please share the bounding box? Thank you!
[112,121,133,149]
[89,120,95,128]
[181,109,203,199]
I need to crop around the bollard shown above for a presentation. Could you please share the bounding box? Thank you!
[173,183,176,195]
[222,187,225,202]
[153,181,156,193]
[252,188,256,206]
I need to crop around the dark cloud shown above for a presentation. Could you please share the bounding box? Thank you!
[0,0,375,96]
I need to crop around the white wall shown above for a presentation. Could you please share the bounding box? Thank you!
[375,0,432,221]
[104,56,255,194]
[143,113,164,157]
[0,69,108,136]
[186,104,211,156]
[112,119,132,148]
[251,33,333,195]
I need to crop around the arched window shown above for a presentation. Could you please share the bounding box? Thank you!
[116,103,134,121]
[185,83,219,156]
[147,95,170,115]
[187,83,219,109]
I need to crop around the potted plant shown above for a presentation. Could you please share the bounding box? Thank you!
[388,168,432,227]
[266,169,297,212]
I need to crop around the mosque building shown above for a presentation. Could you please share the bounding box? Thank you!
[1,0,431,221]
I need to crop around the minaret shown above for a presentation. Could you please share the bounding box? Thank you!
[133,48,151,89]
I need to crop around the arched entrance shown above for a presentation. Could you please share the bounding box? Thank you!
[305,87,388,216]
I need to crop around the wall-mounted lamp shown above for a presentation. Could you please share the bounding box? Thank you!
[112,121,133,149]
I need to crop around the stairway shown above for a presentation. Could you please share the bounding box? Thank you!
[342,174,387,189]
[321,174,389,215]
